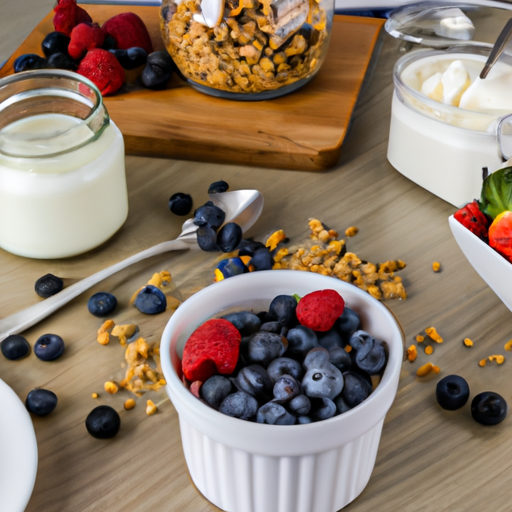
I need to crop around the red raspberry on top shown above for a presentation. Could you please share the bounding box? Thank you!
[77,49,125,96]
[101,12,153,54]
[68,23,105,60]
[182,319,241,382]
[53,0,92,36]
[296,289,345,332]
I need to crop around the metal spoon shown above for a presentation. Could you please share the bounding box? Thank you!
[0,189,264,342]
[480,18,512,79]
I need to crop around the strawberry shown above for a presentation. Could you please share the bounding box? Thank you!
[77,49,125,96]
[53,0,92,36]
[296,289,345,332]
[68,23,105,60]
[101,12,153,54]
[182,319,241,382]
[454,200,489,241]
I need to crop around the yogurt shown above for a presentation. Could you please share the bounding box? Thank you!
[387,48,512,207]
[0,71,128,259]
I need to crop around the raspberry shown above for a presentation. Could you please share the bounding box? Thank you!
[454,200,489,241]
[101,12,153,54]
[77,49,125,96]
[182,319,241,382]
[53,0,92,36]
[68,23,105,60]
[296,289,345,332]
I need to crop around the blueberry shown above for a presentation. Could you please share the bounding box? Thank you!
[41,31,70,57]
[25,388,58,416]
[269,294,297,327]
[238,239,266,257]
[86,405,121,439]
[88,292,117,317]
[256,402,296,425]
[286,326,318,360]
[334,395,352,415]
[471,391,508,425]
[247,331,286,366]
[288,394,311,415]
[196,226,218,251]
[110,47,147,69]
[297,415,313,424]
[193,201,226,231]
[1,335,30,360]
[102,34,117,50]
[303,347,330,370]
[141,51,174,89]
[216,257,248,279]
[310,397,336,421]
[259,321,283,334]
[302,364,343,400]
[35,273,64,298]
[219,391,258,420]
[328,346,352,372]
[201,375,233,409]
[436,375,470,411]
[267,357,304,382]
[217,222,243,252]
[135,285,167,314]
[234,364,273,401]
[317,327,344,350]
[355,339,386,375]
[168,192,193,216]
[341,371,372,408]
[273,374,301,402]
[349,330,375,358]
[14,54,47,72]
[222,311,261,336]
[250,247,274,271]
[47,52,76,70]
[335,307,361,342]
[208,180,229,193]
[34,334,65,361]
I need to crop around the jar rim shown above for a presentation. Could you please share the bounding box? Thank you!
[0,69,110,159]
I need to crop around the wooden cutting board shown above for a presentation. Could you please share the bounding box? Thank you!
[0,5,384,171]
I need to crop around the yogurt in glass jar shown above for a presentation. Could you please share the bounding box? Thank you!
[0,70,128,259]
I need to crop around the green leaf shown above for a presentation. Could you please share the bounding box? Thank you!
[480,167,512,219]
[293,293,301,303]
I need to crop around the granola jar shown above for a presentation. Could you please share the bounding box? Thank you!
[159,0,334,99]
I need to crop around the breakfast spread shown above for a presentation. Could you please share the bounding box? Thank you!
[181,289,388,424]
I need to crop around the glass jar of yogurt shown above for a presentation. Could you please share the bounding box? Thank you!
[159,0,334,99]
[0,70,128,259]
[385,3,512,207]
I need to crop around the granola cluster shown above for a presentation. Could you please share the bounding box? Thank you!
[159,0,329,93]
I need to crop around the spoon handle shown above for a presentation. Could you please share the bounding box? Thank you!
[480,18,512,79]
[0,238,190,342]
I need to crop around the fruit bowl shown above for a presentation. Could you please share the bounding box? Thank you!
[449,214,512,312]
[160,270,404,512]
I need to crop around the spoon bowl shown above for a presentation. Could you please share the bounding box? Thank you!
[0,189,264,341]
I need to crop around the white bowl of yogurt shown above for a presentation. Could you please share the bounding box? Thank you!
[387,45,512,207]
[160,270,404,512]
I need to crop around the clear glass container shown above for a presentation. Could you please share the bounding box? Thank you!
[159,0,334,99]
[0,70,128,259]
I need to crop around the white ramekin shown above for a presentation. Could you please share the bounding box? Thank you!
[160,270,404,512]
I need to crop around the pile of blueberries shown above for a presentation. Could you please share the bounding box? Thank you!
[196,294,388,425]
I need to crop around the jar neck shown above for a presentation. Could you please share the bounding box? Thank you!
[0,70,109,158]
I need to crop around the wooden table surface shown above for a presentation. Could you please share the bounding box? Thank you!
[2,3,512,512]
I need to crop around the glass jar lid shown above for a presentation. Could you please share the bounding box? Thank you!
[385,1,512,48]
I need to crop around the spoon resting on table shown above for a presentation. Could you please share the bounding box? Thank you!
[0,189,264,342]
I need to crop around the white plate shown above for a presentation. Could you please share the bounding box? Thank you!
[0,378,38,512]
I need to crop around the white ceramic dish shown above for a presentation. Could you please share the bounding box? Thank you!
[449,214,512,311]
[160,270,404,512]
[0,378,38,512]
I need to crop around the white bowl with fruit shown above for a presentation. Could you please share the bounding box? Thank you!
[160,269,404,512]
[450,165,512,312]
